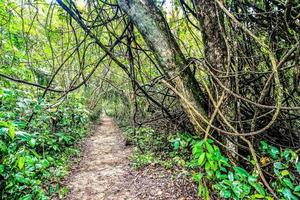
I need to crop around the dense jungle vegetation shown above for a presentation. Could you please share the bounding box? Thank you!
[0,0,299,199]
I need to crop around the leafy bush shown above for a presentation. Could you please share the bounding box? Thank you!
[0,87,90,199]
[0,3,94,198]
[125,127,186,169]
[129,151,157,169]
[125,127,170,153]
[190,139,268,199]
[188,138,299,199]
[128,127,300,199]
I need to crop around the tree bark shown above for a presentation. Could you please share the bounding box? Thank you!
[195,0,227,71]
[195,0,237,160]
[118,0,207,131]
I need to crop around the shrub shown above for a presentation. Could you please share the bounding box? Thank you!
[0,87,90,199]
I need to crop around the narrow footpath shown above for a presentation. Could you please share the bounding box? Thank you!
[61,117,197,200]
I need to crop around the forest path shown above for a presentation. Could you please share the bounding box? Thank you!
[61,116,197,200]
[62,116,135,200]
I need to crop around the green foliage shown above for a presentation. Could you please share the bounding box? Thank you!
[129,151,157,169]
[0,86,90,199]
[167,132,300,199]
[126,127,167,168]
[128,128,300,199]
[190,139,269,199]
[259,142,300,200]
[1,0,299,199]
[126,127,191,169]
[125,127,169,152]
[0,2,96,198]
[188,139,300,199]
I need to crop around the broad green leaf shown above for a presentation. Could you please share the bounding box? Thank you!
[34,104,42,110]
[223,179,233,186]
[206,152,212,160]
[207,170,214,178]
[204,185,209,200]
[283,178,295,189]
[8,123,15,140]
[47,156,54,162]
[282,188,298,200]
[0,121,9,127]
[0,164,4,174]
[251,182,266,196]
[192,172,203,182]
[274,168,281,176]
[265,197,274,200]
[234,167,249,178]
[260,141,268,151]
[198,181,203,197]
[205,142,214,154]
[251,194,265,199]
[18,157,25,170]
[17,131,31,142]
[228,171,234,181]
[241,184,251,196]
[174,140,180,150]
[20,194,32,200]
[213,145,220,152]
[205,161,211,172]
[268,146,279,159]
[274,162,285,169]
[29,138,36,148]
[211,161,218,171]
[219,157,231,167]
[31,150,41,159]
[0,140,7,153]
[220,190,232,198]
[217,172,227,180]
[206,139,213,143]
[198,153,206,166]
[41,159,50,168]
[232,183,243,198]
[220,166,227,172]
[15,173,26,183]
[283,149,291,161]
[248,175,257,183]
[192,141,204,156]
[294,185,300,192]
[281,170,289,176]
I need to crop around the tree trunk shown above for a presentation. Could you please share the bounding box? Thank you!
[195,0,238,160]
[118,0,207,131]
[195,0,227,71]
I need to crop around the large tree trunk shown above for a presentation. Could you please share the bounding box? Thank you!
[195,0,237,159]
[118,0,207,131]
[195,0,227,71]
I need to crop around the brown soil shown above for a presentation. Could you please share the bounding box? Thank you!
[59,117,197,200]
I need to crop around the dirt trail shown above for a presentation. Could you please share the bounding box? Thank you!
[61,116,197,200]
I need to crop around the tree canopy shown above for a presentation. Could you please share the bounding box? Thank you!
[0,0,299,199]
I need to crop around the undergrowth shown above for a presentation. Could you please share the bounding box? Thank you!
[0,87,92,199]
[125,127,300,199]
